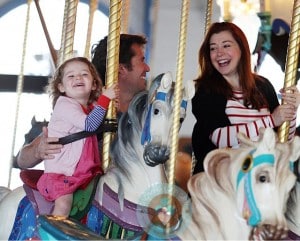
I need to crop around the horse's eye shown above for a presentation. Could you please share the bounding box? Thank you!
[179,118,184,124]
[257,171,270,183]
[259,175,267,182]
[242,156,253,173]
[154,109,159,115]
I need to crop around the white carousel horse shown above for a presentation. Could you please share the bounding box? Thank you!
[169,127,300,240]
[0,72,194,240]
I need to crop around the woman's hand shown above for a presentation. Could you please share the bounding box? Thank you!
[280,86,300,109]
[271,103,297,127]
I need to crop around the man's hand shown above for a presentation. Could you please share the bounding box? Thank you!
[36,126,62,160]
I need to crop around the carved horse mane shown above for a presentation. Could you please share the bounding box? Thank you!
[286,157,300,238]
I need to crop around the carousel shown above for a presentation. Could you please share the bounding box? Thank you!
[0,0,300,240]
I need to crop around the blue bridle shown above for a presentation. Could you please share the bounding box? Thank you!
[236,151,275,227]
[141,91,187,146]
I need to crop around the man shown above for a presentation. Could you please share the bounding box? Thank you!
[17,34,150,169]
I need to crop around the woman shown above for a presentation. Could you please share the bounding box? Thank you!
[192,22,298,174]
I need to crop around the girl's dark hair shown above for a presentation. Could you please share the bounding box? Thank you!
[46,57,102,109]
[194,22,267,109]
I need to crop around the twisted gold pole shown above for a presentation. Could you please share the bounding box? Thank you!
[168,0,190,187]
[102,0,121,173]
[84,0,98,59]
[166,0,190,233]
[58,1,68,65]
[8,0,33,188]
[278,0,300,143]
[204,0,213,35]
[148,0,159,84]
[121,0,130,33]
[59,0,79,64]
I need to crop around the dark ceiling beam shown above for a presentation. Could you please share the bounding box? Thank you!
[0,74,48,93]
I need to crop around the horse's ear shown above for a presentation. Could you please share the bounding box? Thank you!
[183,80,195,101]
[158,72,173,92]
[237,131,256,148]
[257,128,276,153]
[204,149,234,193]
[31,116,37,125]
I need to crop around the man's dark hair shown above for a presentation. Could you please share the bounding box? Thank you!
[91,34,147,85]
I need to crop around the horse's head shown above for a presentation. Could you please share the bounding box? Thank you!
[24,116,48,145]
[254,18,300,81]
[235,128,299,229]
[110,72,194,179]
[201,128,299,232]
[141,72,194,166]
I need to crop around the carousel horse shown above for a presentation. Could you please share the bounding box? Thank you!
[254,18,300,82]
[27,127,300,240]
[0,72,194,240]
[169,127,300,240]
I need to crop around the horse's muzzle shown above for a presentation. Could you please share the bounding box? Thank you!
[143,144,170,167]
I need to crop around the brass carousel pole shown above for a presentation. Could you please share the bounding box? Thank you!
[204,0,213,35]
[278,0,300,143]
[102,0,122,173]
[148,0,159,84]
[8,0,33,188]
[84,0,98,59]
[121,0,130,33]
[58,0,79,64]
[166,0,190,233]
[58,1,68,65]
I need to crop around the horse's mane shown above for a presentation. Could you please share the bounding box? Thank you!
[181,150,235,239]
[286,160,300,232]
[110,91,148,179]
[109,74,171,179]
[286,182,300,229]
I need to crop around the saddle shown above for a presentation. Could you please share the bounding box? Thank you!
[20,169,100,220]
